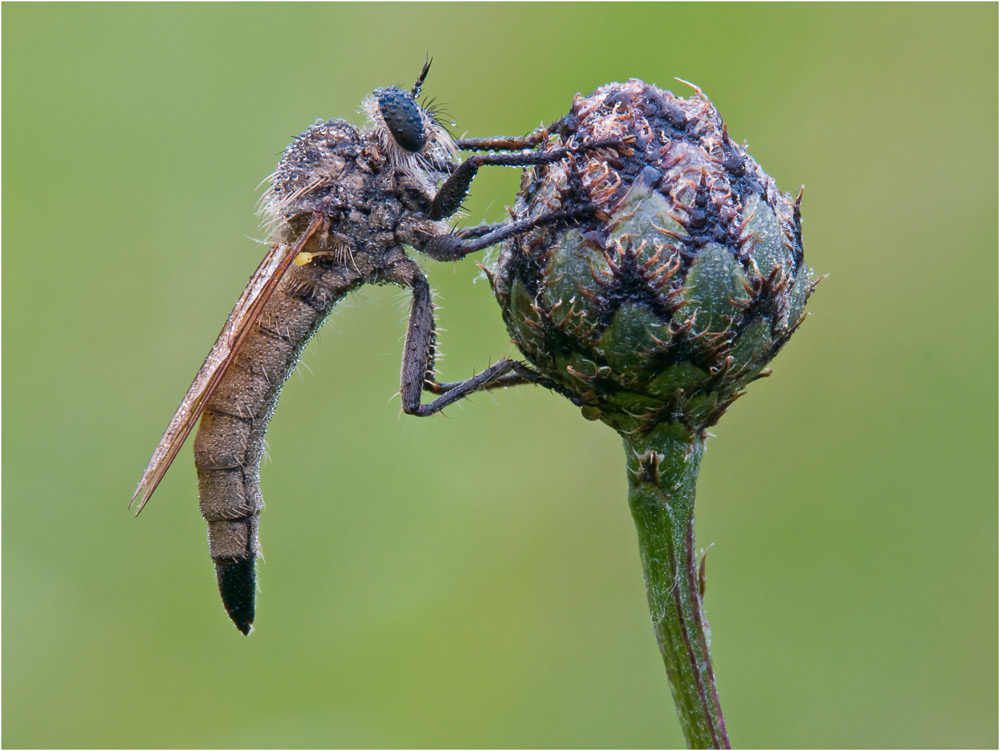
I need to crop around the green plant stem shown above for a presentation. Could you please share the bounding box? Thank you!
[624,422,729,749]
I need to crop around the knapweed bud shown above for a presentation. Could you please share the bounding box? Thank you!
[490,79,817,435]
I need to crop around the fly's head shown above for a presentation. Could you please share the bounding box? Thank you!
[362,59,456,186]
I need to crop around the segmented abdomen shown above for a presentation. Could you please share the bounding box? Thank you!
[193,261,364,633]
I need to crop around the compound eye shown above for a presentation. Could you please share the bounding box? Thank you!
[375,86,426,153]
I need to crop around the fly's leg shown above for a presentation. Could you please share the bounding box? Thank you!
[453,132,549,152]
[384,259,536,417]
[430,137,628,220]
[428,364,576,403]
[420,201,598,261]
[431,367,536,393]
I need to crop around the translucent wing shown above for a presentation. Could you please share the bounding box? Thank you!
[130,214,324,513]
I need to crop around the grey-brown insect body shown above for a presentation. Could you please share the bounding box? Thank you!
[192,113,457,633]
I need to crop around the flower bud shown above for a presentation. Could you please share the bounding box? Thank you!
[490,79,817,435]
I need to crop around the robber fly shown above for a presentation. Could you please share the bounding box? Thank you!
[130,61,622,634]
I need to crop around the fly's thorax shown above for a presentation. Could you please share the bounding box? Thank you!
[260,119,363,239]
[259,120,416,263]
[491,79,816,435]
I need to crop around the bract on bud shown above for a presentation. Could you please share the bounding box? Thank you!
[490,79,817,435]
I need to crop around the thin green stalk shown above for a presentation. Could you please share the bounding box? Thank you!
[624,422,729,749]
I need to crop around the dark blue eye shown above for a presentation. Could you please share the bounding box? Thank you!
[375,85,426,152]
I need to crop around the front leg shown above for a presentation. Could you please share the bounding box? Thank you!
[412,203,598,263]
[454,131,548,152]
[430,137,628,220]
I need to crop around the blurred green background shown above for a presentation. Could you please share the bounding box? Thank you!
[3,3,996,748]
